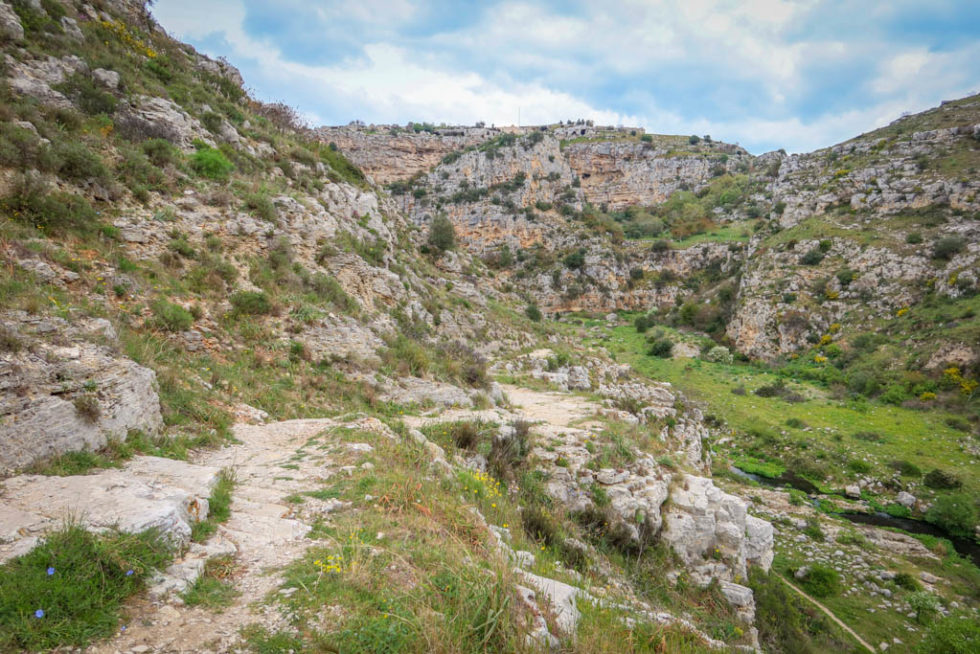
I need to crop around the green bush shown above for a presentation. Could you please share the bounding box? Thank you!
[894,572,920,591]
[190,145,234,180]
[800,248,824,265]
[925,468,962,489]
[915,612,980,653]
[889,459,922,477]
[244,192,277,222]
[229,291,273,315]
[799,564,840,597]
[427,215,456,253]
[308,273,358,313]
[0,176,97,234]
[563,249,586,269]
[925,493,977,539]
[151,300,194,332]
[648,338,673,358]
[932,236,965,261]
[142,139,178,167]
[57,75,117,116]
[525,304,542,322]
[0,525,170,651]
[47,141,109,182]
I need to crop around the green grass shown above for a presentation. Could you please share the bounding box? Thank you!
[0,525,171,651]
[180,555,239,610]
[733,456,786,479]
[595,325,977,497]
[191,468,236,542]
[665,221,754,248]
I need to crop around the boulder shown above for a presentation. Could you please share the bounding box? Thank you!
[92,67,121,89]
[0,1,24,41]
[896,491,916,508]
[0,456,219,561]
[0,313,164,474]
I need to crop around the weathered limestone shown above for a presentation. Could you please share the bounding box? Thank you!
[0,313,164,474]
[0,456,219,561]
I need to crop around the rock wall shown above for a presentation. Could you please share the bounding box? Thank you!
[564,140,751,211]
[317,125,499,184]
[0,313,163,474]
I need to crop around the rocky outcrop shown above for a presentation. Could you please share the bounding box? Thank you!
[317,125,499,184]
[0,1,24,42]
[0,313,163,474]
[564,140,750,211]
[661,475,774,583]
[0,456,218,561]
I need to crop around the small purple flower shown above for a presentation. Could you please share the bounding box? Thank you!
[125,569,134,576]
[120,626,127,632]
[34,609,44,619]
[46,567,55,576]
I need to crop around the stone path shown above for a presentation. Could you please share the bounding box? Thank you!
[85,418,341,654]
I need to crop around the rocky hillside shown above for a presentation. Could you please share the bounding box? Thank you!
[0,1,976,653]
[0,2,830,653]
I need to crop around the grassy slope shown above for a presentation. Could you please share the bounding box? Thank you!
[592,323,977,498]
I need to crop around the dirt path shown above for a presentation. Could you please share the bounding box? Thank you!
[88,418,342,654]
[501,384,602,428]
[779,575,875,653]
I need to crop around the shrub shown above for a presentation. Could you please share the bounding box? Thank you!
[704,345,733,364]
[244,192,277,222]
[932,236,965,260]
[190,146,234,180]
[73,394,101,422]
[47,141,109,182]
[894,572,920,591]
[650,239,671,253]
[229,291,272,315]
[925,493,977,539]
[142,139,178,167]
[151,300,194,332]
[58,74,117,116]
[648,338,673,358]
[909,590,941,624]
[800,248,824,265]
[525,304,542,322]
[427,215,456,253]
[906,232,923,244]
[915,612,980,653]
[924,468,962,489]
[0,175,97,234]
[308,273,358,313]
[381,335,430,377]
[563,249,586,269]
[687,135,700,145]
[799,564,840,597]
[889,460,922,477]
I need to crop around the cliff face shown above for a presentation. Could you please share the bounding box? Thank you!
[727,96,980,359]
[563,138,750,211]
[325,99,979,365]
[316,125,498,185]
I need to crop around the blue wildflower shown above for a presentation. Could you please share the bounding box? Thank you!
[125,569,134,576]
[46,567,55,576]
[34,609,44,619]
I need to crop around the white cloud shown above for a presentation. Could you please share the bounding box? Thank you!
[151,0,980,153]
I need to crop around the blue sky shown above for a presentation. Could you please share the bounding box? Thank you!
[152,0,980,154]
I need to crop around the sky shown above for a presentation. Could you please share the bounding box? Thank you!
[151,0,980,154]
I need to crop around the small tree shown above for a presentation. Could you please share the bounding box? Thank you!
[427,215,456,253]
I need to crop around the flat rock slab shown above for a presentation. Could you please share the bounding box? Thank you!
[0,456,219,561]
